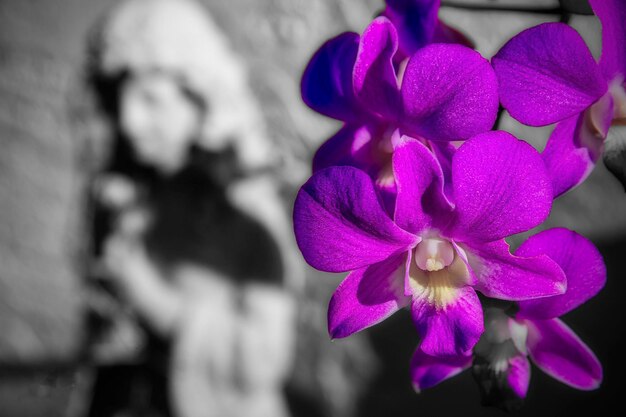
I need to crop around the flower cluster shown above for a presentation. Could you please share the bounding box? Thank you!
[293,0,615,408]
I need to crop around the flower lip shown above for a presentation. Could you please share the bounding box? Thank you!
[408,235,471,309]
[414,236,455,272]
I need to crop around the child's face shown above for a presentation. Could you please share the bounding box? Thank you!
[120,72,201,174]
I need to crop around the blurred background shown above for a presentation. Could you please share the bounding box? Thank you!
[1,0,625,416]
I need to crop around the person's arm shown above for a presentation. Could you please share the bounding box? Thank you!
[102,233,182,337]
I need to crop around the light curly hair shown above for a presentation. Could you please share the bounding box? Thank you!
[92,0,273,171]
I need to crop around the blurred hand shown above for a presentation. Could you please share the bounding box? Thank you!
[102,232,147,284]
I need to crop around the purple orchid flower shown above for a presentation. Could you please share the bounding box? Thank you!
[492,0,626,197]
[293,131,565,357]
[411,228,605,397]
[382,0,473,63]
[301,17,498,193]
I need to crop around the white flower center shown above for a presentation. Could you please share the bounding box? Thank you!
[408,236,470,309]
[414,238,455,272]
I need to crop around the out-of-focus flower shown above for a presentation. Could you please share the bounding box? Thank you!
[293,131,564,357]
[492,0,626,196]
[301,17,498,199]
[410,228,605,405]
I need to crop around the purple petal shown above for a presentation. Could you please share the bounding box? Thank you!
[516,228,606,320]
[383,0,440,57]
[294,166,417,272]
[526,318,602,390]
[392,138,453,235]
[507,354,531,399]
[543,90,614,197]
[590,0,626,81]
[329,253,409,339]
[301,32,361,121]
[542,115,596,197]
[353,17,402,120]
[463,239,566,301]
[401,44,498,141]
[430,140,456,201]
[312,124,367,173]
[449,131,553,243]
[410,348,472,391]
[492,22,607,126]
[411,286,483,357]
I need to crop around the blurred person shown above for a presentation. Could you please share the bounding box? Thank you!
[79,0,301,416]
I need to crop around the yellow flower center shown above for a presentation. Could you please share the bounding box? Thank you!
[409,237,471,309]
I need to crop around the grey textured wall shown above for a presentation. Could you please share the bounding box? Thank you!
[0,0,119,364]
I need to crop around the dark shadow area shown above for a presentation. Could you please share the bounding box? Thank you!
[357,236,626,417]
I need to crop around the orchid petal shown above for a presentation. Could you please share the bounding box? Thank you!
[301,32,361,121]
[542,93,615,197]
[329,253,409,339]
[527,318,602,390]
[312,124,367,173]
[383,0,440,57]
[429,141,456,200]
[449,131,552,242]
[507,354,531,399]
[410,348,472,391]
[542,115,596,197]
[516,228,606,320]
[294,166,417,272]
[411,286,483,357]
[353,17,401,119]
[393,138,453,235]
[463,239,566,301]
[590,0,626,81]
[401,44,498,141]
[492,22,607,126]
[541,89,612,198]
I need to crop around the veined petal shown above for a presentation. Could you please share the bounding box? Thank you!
[392,138,453,235]
[449,131,552,243]
[329,253,409,339]
[542,87,608,197]
[590,0,626,82]
[429,141,456,200]
[492,22,607,126]
[516,228,606,320]
[294,166,417,272]
[401,44,498,141]
[383,0,440,56]
[312,124,368,173]
[463,239,566,301]
[507,354,531,399]
[542,115,596,197]
[314,122,398,189]
[526,318,602,390]
[411,286,483,357]
[543,92,613,197]
[301,32,361,121]
[353,17,402,120]
[410,348,472,392]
